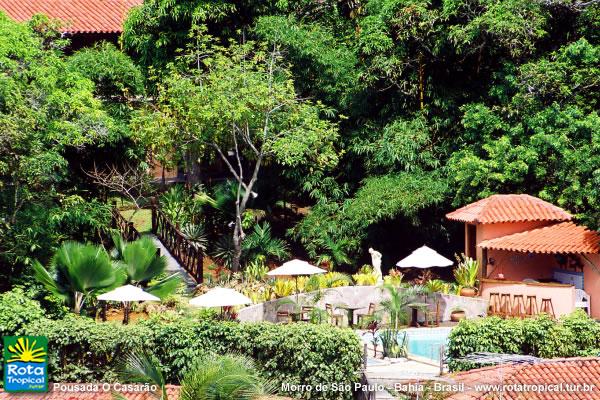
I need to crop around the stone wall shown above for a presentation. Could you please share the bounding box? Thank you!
[237,286,488,323]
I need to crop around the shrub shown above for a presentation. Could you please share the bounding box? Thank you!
[0,288,47,385]
[142,318,362,399]
[21,314,362,399]
[0,287,46,337]
[447,311,600,371]
[25,315,153,383]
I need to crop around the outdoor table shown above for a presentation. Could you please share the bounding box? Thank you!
[336,304,365,327]
[407,302,429,327]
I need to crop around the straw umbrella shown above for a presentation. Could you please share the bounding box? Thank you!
[267,259,327,300]
[97,284,160,324]
[189,287,252,316]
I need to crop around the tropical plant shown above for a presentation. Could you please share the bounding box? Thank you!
[242,222,289,264]
[425,279,450,294]
[453,254,480,289]
[32,242,125,314]
[243,256,270,283]
[210,234,235,270]
[272,279,295,298]
[181,223,209,251]
[383,269,404,287]
[180,353,274,400]
[116,350,273,400]
[380,285,421,331]
[112,235,180,299]
[352,271,378,286]
[380,329,408,358]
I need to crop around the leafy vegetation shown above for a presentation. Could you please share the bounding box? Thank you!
[447,310,600,371]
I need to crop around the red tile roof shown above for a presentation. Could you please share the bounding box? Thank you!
[0,384,180,399]
[446,194,572,224]
[0,0,142,34]
[478,221,600,254]
[449,357,600,399]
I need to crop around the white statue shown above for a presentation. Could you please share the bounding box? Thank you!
[369,247,384,284]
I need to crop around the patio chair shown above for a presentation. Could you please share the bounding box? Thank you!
[356,303,376,326]
[300,306,314,322]
[325,303,344,327]
[575,289,591,316]
[276,310,292,324]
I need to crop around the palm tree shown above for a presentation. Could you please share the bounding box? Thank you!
[32,242,125,314]
[380,284,421,331]
[115,351,273,400]
[111,235,180,299]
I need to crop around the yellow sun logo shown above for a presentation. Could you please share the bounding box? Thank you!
[7,337,47,363]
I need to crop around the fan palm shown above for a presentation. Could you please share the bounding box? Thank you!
[112,234,180,299]
[32,242,125,314]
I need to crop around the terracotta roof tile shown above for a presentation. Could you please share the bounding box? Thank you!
[446,195,572,224]
[0,384,180,399]
[0,0,142,34]
[449,357,600,399]
[477,221,600,254]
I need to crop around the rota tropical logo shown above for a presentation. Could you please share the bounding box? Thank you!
[3,336,48,392]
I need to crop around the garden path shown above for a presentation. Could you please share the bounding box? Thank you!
[151,235,198,292]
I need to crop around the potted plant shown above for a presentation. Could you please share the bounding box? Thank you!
[453,254,479,297]
[450,307,466,322]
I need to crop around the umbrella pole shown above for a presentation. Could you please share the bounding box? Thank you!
[295,276,299,303]
[123,301,130,325]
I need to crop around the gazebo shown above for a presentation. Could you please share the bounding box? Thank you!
[446,194,600,318]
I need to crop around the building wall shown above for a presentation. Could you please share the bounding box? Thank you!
[480,280,576,318]
[485,250,556,281]
[582,254,600,319]
[474,221,554,264]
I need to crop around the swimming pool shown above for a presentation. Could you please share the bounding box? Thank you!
[361,327,451,364]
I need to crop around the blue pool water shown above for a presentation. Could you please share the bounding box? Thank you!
[361,328,451,364]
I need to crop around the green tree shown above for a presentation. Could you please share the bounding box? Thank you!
[133,40,339,271]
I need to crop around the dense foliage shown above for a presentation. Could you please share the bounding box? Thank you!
[447,310,600,371]
[22,313,361,399]
[121,0,600,267]
[0,14,142,287]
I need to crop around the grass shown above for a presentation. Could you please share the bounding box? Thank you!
[120,208,153,233]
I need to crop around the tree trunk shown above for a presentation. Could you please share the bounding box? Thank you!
[231,216,243,272]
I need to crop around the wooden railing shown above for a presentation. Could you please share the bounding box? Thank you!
[111,204,140,242]
[151,204,203,284]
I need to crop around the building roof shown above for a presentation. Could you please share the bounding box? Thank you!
[478,221,600,254]
[0,385,180,399]
[449,357,600,399]
[446,194,572,224]
[0,0,142,34]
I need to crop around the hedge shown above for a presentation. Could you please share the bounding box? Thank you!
[24,314,362,399]
[447,310,600,371]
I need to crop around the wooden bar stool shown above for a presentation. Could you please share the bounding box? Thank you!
[525,295,538,317]
[499,294,512,317]
[540,298,556,318]
[512,295,525,318]
[488,292,501,315]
